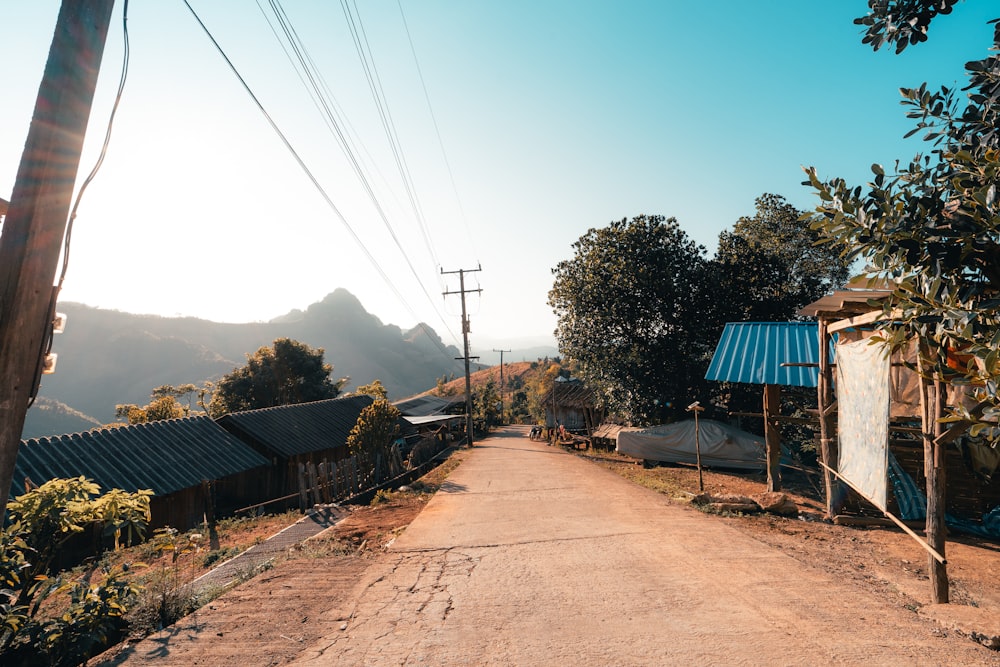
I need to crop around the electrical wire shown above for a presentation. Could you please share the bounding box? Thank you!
[182,0,464,364]
[257,1,464,349]
[396,0,479,265]
[61,0,130,289]
[344,0,438,269]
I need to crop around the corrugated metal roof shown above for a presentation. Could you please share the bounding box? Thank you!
[393,394,465,416]
[541,379,598,408]
[403,415,463,426]
[13,416,270,498]
[705,322,827,388]
[217,395,375,458]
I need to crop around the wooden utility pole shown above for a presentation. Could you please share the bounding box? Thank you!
[493,347,510,425]
[442,267,481,446]
[0,0,116,518]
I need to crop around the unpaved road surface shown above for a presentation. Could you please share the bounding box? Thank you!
[289,427,994,666]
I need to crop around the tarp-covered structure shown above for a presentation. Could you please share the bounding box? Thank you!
[617,420,766,471]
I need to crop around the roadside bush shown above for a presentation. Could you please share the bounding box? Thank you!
[0,477,152,666]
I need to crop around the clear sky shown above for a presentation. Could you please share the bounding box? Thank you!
[1,2,997,353]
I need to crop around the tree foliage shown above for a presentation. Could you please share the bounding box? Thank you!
[854,0,961,54]
[354,379,388,401]
[0,478,151,665]
[804,4,1000,432]
[209,338,345,417]
[714,193,851,322]
[472,379,500,428]
[346,399,401,470]
[549,215,714,424]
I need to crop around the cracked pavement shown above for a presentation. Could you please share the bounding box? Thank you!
[291,426,995,666]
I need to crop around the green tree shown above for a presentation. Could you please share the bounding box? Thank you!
[209,338,346,417]
[804,3,1000,433]
[0,477,151,665]
[854,0,961,54]
[355,379,388,400]
[473,379,500,429]
[714,193,851,322]
[115,384,206,425]
[549,215,713,424]
[346,399,401,477]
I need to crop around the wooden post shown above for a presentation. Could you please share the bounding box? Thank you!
[0,0,116,518]
[816,318,835,518]
[297,463,308,510]
[763,383,782,492]
[307,462,321,507]
[928,378,949,603]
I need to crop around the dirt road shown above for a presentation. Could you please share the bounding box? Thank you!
[287,426,993,666]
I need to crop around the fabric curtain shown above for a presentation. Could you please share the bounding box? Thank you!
[836,336,891,511]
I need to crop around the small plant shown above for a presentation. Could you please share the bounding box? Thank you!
[0,477,151,666]
[125,527,201,637]
[371,489,393,505]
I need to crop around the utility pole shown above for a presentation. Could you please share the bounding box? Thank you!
[442,266,482,446]
[492,348,510,425]
[0,0,116,518]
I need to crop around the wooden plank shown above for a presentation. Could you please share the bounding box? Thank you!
[820,461,946,564]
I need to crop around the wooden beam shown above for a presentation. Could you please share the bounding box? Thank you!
[828,307,905,334]
[816,318,836,518]
[820,461,946,565]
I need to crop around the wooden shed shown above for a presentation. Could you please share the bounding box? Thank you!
[800,277,1000,603]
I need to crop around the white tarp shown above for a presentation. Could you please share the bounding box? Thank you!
[616,420,766,471]
[836,336,890,511]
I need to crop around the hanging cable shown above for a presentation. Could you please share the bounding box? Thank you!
[260,0,462,348]
[396,0,479,265]
[183,0,463,362]
[61,0,130,289]
[30,0,131,406]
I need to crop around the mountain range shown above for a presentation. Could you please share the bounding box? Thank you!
[22,289,481,439]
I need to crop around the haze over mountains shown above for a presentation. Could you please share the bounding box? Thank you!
[22,289,555,439]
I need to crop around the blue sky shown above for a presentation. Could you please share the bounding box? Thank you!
[1,2,997,354]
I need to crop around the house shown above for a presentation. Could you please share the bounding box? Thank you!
[540,377,603,435]
[14,416,270,531]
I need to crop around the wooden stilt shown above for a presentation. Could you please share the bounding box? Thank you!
[816,318,835,518]
[763,384,782,492]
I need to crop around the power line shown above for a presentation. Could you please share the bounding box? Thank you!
[182,0,458,364]
[396,0,479,265]
[259,0,461,349]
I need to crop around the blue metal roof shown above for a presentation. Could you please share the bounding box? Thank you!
[13,416,270,499]
[705,322,826,388]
